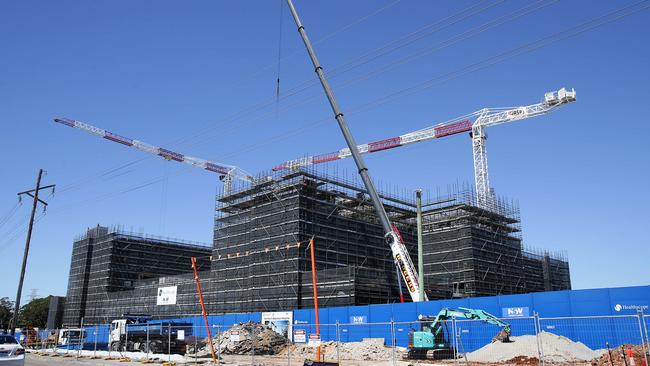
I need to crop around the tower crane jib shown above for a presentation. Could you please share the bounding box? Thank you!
[273,88,576,209]
[53,117,257,193]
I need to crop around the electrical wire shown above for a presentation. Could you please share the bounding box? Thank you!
[0,201,22,229]
[50,1,499,196]
[348,0,650,116]
[45,1,648,216]
[216,0,648,162]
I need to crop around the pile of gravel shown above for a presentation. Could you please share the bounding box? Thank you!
[466,332,602,363]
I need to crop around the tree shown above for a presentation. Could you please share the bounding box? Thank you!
[0,297,13,331]
[18,296,50,328]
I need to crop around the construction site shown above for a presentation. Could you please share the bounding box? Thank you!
[3,1,649,366]
[61,166,571,327]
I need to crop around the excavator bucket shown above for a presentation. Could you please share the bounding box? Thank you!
[492,329,511,343]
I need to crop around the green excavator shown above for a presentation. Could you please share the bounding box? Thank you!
[407,307,512,360]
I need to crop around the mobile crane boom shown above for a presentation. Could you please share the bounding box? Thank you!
[53,117,256,192]
[274,88,576,208]
[287,0,426,302]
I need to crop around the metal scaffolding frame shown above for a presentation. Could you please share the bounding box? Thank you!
[61,168,570,325]
[62,226,211,326]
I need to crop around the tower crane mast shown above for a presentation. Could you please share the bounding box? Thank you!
[273,88,576,208]
[53,117,256,193]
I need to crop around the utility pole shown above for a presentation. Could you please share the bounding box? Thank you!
[10,169,55,335]
[416,190,425,301]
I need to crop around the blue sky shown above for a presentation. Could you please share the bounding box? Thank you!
[1,0,648,302]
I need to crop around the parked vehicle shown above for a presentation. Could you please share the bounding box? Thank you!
[109,315,191,354]
[57,328,85,349]
[0,335,25,366]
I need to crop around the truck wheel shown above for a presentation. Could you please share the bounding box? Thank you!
[110,342,121,352]
[148,341,160,354]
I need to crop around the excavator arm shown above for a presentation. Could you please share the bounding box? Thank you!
[425,307,511,343]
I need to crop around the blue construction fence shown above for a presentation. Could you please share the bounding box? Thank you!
[37,285,650,352]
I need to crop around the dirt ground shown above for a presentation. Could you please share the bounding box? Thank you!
[26,351,422,366]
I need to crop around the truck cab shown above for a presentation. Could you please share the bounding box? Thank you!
[109,320,127,347]
[109,316,151,351]
[58,328,85,349]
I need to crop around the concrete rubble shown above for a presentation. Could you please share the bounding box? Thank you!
[190,321,287,356]
[592,344,648,366]
[279,338,405,361]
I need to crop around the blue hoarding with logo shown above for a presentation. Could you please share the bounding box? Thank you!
[502,306,530,317]
[76,285,650,352]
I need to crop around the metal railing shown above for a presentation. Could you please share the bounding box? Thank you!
[20,311,650,365]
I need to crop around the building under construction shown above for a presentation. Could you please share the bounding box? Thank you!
[61,168,570,326]
[420,188,570,298]
[62,226,211,326]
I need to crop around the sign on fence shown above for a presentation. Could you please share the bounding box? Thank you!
[308,334,321,347]
[230,330,240,342]
[350,315,367,324]
[177,330,185,340]
[502,306,530,317]
[293,329,306,343]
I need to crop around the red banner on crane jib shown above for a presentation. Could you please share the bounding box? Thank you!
[313,152,341,165]
[104,131,134,147]
[367,136,402,153]
[158,148,184,162]
[205,163,230,175]
[434,119,472,138]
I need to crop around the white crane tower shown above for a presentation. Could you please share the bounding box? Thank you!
[53,117,258,194]
[274,88,576,209]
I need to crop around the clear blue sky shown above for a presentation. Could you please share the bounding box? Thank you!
[1,1,648,302]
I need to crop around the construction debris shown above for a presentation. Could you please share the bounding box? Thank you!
[466,332,602,363]
[191,322,288,356]
[279,338,404,361]
[592,344,648,366]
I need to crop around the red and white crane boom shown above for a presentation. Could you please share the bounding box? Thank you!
[273,88,576,208]
[53,117,256,192]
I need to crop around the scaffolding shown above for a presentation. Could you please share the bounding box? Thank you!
[62,226,211,326]
[420,185,570,298]
[206,167,416,314]
[61,168,571,325]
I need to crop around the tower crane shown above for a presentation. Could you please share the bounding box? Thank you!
[53,117,259,194]
[273,88,576,209]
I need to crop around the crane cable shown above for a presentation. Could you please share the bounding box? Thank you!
[276,0,284,102]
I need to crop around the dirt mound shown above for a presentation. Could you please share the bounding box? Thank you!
[592,344,647,366]
[466,332,602,363]
[278,338,404,361]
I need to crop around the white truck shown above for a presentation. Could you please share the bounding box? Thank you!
[109,316,191,354]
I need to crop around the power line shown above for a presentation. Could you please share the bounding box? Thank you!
[0,202,22,229]
[43,1,647,223]
[215,0,646,162]
[51,1,497,196]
